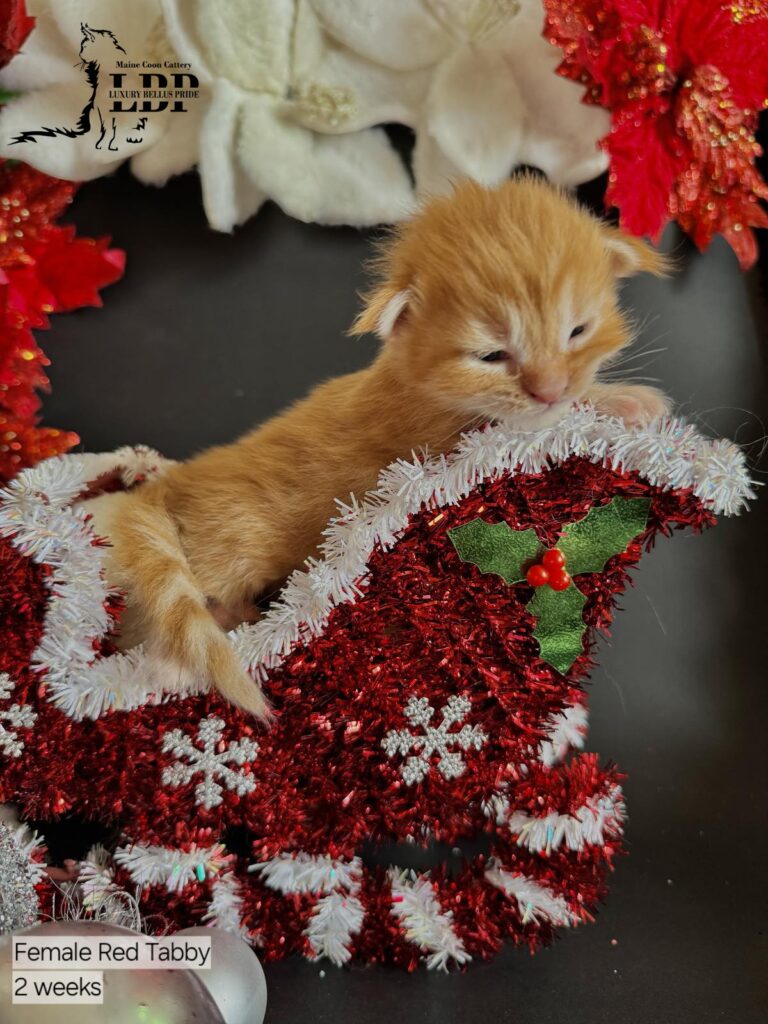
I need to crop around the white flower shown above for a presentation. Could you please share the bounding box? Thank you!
[0,0,413,231]
[0,0,608,228]
[159,0,414,229]
[296,0,610,193]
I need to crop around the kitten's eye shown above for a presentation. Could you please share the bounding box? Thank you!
[569,324,588,339]
[479,350,510,364]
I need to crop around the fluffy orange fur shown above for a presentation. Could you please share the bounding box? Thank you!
[86,178,671,719]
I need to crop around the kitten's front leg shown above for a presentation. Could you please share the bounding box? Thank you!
[583,382,671,425]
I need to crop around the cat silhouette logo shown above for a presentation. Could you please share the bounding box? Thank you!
[10,23,198,153]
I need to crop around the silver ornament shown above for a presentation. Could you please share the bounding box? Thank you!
[178,926,267,1024]
[0,921,225,1023]
[0,822,39,935]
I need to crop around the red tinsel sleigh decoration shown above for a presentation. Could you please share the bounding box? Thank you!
[543,0,768,267]
[0,410,753,968]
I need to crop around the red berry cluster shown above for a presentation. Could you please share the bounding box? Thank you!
[526,548,572,591]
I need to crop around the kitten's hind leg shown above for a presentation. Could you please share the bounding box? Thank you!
[207,596,261,632]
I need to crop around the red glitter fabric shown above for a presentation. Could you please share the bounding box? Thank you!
[0,448,718,967]
[543,0,768,268]
[0,162,125,483]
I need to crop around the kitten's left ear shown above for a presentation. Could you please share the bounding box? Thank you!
[603,227,670,278]
[349,285,411,341]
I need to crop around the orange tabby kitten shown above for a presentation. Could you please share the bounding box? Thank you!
[86,178,671,719]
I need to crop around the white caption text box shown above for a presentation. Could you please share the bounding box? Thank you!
[12,936,211,970]
[12,970,104,1004]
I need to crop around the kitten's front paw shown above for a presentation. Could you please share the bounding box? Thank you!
[592,385,671,426]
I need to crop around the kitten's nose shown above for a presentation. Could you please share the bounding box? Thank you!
[521,371,568,406]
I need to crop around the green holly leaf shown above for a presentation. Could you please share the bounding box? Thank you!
[556,497,650,576]
[529,584,588,674]
[448,518,540,584]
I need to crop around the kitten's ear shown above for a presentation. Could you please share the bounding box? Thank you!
[603,228,670,278]
[349,286,411,341]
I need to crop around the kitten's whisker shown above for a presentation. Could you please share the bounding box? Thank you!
[600,356,666,378]
[597,373,662,385]
[443,414,487,448]
[604,346,668,371]
[612,324,670,351]
[683,405,768,463]
[615,346,668,361]
[622,315,660,347]
[419,414,487,457]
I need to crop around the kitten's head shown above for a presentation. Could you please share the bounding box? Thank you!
[351,177,667,428]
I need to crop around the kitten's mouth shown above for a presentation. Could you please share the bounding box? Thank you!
[493,400,573,431]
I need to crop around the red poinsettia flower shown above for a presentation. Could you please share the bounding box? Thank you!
[33,229,126,311]
[0,162,125,482]
[0,0,33,69]
[543,0,768,268]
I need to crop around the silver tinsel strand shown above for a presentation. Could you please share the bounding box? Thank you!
[0,822,39,934]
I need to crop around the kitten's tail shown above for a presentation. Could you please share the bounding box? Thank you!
[112,487,271,721]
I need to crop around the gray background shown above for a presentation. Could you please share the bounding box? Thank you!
[40,169,768,1023]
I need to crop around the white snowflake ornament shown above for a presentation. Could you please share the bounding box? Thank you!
[0,674,37,759]
[161,716,259,809]
[382,694,487,785]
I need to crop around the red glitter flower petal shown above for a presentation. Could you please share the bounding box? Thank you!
[0,161,125,482]
[604,109,684,239]
[543,0,768,267]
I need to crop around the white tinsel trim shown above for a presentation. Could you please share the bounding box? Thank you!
[0,447,190,719]
[538,703,588,767]
[78,447,174,489]
[482,791,513,825]
[0,410,754,715]
[202,871,251,942]
[56,844,143,931]
[0,448,179,719]
[78,844,119,911]
[484,863,578,927]
[114,841,229,893]
[49,647,209,720]
[305,891,366,966]
[250,852,362,895]
[7,818,46,885]
[389,869,470,970]
[507,785,625,853]
[250,852,365,964]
